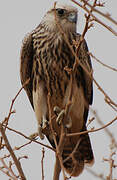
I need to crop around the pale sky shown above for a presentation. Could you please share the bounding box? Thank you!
[0,0,117,179]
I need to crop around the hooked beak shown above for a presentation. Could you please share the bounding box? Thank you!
[68,12,77,23]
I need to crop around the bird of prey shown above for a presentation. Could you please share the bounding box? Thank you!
[20,4,94,177]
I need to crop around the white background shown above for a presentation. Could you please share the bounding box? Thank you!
[0,0,117,179]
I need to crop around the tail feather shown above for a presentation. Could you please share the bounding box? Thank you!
[62,130,94,177]
[46,127,94,177]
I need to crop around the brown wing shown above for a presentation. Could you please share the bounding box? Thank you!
[76,33,93,105]
[20,33,34,108]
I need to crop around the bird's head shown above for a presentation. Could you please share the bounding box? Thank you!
[41,3,78,33]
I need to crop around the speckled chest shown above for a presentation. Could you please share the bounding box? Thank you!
[32,31,76,101]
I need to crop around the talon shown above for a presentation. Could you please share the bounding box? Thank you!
[42,117,48,129]
[38,125,44,140]
[38,116,48,140]
[54,106,72,128]
[56,109,65,125]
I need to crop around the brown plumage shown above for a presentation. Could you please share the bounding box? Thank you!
[20,4,94,177]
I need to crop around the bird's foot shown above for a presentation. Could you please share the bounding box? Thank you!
[56,109,65,125]
[29,116,49,140]
[54,106,65,125]
[54,106,72,128]
[38,125,45,140]
[38,116,48,140]
[42,116,48,129]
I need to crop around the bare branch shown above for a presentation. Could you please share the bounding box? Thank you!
[0,123,26,180]
[53,156,61,180]
[2,124,54,151]
[89,52,117,72]
[2,79,30,127]
[91,109,117,148]
[79,0,117,26]
[0,158,18,180]
[85,167,106,180]
[71,0,117,36]
[41,148,45,180]
[67,116,117,137]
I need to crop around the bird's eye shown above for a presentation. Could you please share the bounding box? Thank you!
[56,8,65,16]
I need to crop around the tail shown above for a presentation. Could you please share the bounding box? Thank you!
[62,130,94,177]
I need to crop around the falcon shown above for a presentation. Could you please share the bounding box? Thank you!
[20,4,94,177]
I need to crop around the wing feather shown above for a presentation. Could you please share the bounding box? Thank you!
[20,33,34,108]
[76,34,93,105]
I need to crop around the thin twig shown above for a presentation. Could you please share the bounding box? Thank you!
[0,168,17,180]
[63,138,81,164]
[67,116,117,137]
[87,117,95,127]
[85,167,106,180]
[14,141,32,150]
[104,150,116,180]
[80,0,117,26]
[93,78,117,109]
[1,141,31,161]
[0,158,18,180]
[2,124,55,152]
[91,109,117,148]
[71,0,117,36]
[41,148,45,180]
[2,79,30,127]
[0,123,26,180]
[89,52,117,72]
